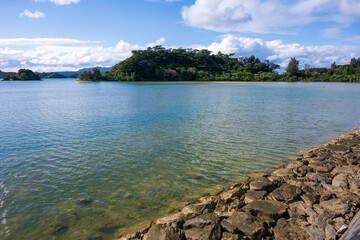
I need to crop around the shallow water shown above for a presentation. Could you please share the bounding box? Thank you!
[0,80,360,239]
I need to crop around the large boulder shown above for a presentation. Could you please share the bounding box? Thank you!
[143,225,182,240]
[249,177,275,192]
[242,200,288,220]
[221,211,267,240]
[319,199,350,218]
[244,190,267,204]
[267,184,302,203]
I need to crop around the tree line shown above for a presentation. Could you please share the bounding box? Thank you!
[2,69,42,81]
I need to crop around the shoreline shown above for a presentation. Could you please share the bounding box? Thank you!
[75,80,360,84]
[118,128,360,240]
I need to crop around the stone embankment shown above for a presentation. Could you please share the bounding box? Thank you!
[118,128,360,240]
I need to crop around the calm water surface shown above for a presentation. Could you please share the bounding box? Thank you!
[1,80,360,239]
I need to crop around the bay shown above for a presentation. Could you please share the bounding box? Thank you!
[1,80,360,239]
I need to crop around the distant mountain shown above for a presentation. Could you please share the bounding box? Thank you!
[78,67,111,74]
[1,67,112,79]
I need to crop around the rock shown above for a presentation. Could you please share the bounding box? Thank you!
[77,198,95,206]
[332,174,348,188]
[118,232,141,240]
[293,166,313,177]
[221,211,267,240]
[221,232,240,240]
[184,224,221,240]
[182,202,215,216]
[143,225,181,240]
[244,190,267,204]
[288,201,317,219]
[319,199,350,217]
[332,166,356,176]
[311,163,334,173]
[249,177,275,192]
[219,187,244,203]
[348,177,360,195]
[273,218,309,240]
[333,217,346,231]
[242,200,288,220]
[267,184,301,203]
[325,224,336,240]
[301,193,320,206]
[271,168,296,178]
[156,212,186,228]
[183,213,219,229]
[325,144,349,153]
[290,218,326,240]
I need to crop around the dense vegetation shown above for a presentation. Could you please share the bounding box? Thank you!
[79,46,360,82]
[2,69,42,81]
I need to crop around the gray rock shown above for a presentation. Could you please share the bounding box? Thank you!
[182,202,215,215]
[184,224,221,240]
[332,174,348,188]
[219,187,244,203]
[288,201,317,219]
[221,211,267,240]
[183,213,219,229]
[267,184,301,203]
[156,212,186,228]
[143,224,181,240]
[242,200,288,220]
[273,218,309,240]
[249,177,275,192]
[301,193,320,206]
[244,190,267,204]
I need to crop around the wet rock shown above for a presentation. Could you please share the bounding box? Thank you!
[143,224,181,240]
[319,199,350,217]
[183,213,220,229]
[221,211,267,240]
[267,184,301,203]
[244,190,267,204]
[249,177,275,192]
[221,232,240,240]
[332,174,348,188]
[77,198,95,206]
[118,232,141,240]
[242,200,288,220]
[184,224,221,240]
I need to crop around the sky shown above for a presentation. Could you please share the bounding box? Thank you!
[0,0,360,72]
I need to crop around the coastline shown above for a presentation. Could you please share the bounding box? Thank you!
[118,128,360,240]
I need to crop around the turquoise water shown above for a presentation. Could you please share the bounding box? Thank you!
[1,80,360,240]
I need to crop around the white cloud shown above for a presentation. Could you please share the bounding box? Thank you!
[203,35,360,68]
[34,0,80,5]
[181,0,359,34]
[0,37,166,72]
[0,36,358,73]
[20,10,45,19]
[0,38,90,45]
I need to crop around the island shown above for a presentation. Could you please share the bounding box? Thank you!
[78,46,360,82]
[2,69,42,81]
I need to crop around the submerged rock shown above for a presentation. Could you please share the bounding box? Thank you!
[77,198,95,206]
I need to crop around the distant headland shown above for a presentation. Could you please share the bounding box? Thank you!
[78,46,360,82]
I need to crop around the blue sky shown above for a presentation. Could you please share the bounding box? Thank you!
[0,0,360,72]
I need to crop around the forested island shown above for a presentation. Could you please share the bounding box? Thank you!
[2,69,42,81]
[79,46,360,82]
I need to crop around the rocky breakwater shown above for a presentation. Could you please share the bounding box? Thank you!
[118,128,360,240]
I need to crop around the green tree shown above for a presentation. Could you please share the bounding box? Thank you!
[286,58,299,76]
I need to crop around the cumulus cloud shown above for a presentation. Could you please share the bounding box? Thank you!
[202,35,360,68]
[0,38,166,72]
[20,10,45,18]
[182,0,359,34]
